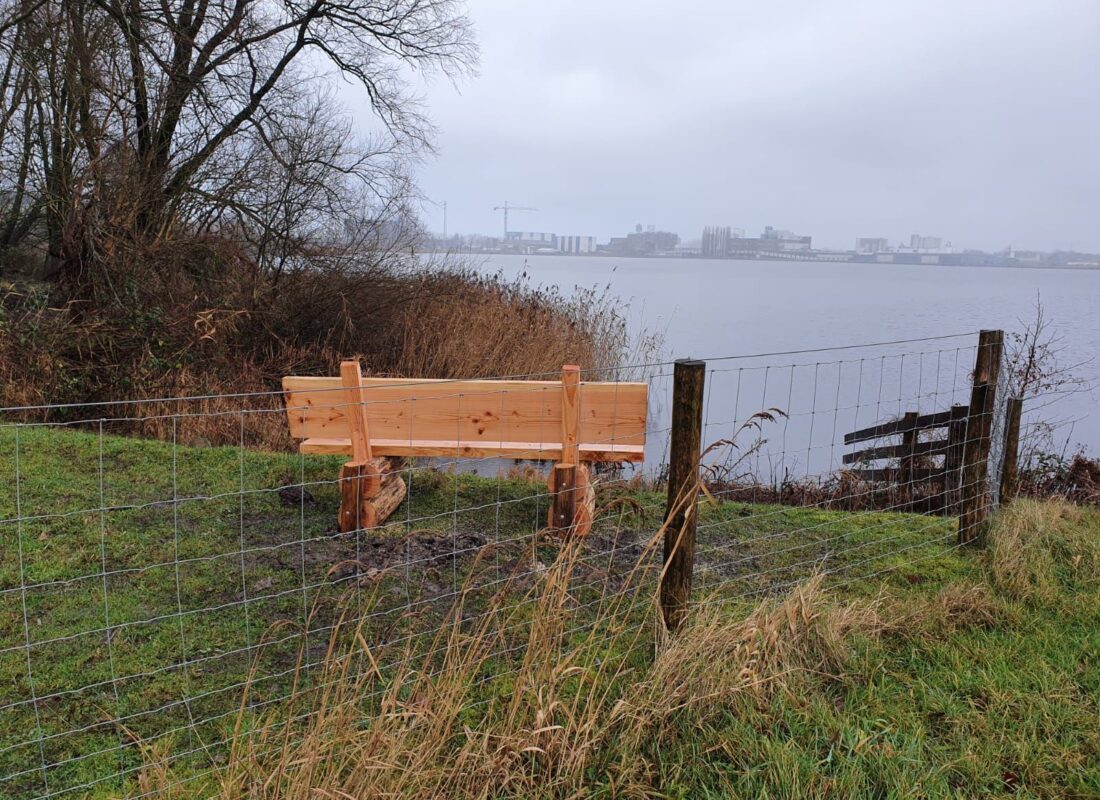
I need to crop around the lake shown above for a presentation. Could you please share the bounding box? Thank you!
[473,254,1100,473]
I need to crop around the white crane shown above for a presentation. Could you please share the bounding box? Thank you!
[493,202,537,239]
[427,198,447,238]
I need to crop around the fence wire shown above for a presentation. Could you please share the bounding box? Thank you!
[0,331,1025,800]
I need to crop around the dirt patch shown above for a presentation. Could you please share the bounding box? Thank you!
[579,527,656,583]
[338,530,490,581]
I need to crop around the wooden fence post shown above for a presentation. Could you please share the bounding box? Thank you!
[898,410,919,509]
[999,396,1023,504]
[661,359,705,633]
[958,330,1004,545]
[944,403,969,514]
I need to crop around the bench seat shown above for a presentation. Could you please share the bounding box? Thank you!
[299,437,645,462]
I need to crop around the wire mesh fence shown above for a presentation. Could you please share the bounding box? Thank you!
[0,330,1020,799]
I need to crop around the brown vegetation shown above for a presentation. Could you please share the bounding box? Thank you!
[0,247,641,448]
[1017,452,1100,506]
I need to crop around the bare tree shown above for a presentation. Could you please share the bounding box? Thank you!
[1004,297,1096,467]
[0,0,475,278]
[1005,297,1094,410]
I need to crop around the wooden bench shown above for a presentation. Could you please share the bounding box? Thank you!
[283,361,648,535]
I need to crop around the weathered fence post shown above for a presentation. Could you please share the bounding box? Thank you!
[661,359,705,633]
[899,410,919,509]
[999,396,1024,504]
[958,330,1004,545]
[944,403,969,514]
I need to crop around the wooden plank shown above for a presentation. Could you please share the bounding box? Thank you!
[843,407,965,445]
[298,438,646,463]
[843,438,950,464]
[849,467,946,483]
[561,365,580,465]
[283,376,647,449]
[339,360,372,463]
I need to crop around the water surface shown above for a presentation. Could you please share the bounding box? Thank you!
[476,255,1099,465]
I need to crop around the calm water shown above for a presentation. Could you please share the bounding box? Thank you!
[475,254,1100,468]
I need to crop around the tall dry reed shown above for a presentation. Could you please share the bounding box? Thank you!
[127,502,988,800]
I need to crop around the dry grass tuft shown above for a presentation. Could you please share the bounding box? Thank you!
[987,499,1100,600]
[129,504,1100,799]
[132,562,924,799]
[644,577,883,713]
[929,582,1001,627]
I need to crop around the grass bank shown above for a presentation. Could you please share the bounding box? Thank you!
[0,426,1097,798]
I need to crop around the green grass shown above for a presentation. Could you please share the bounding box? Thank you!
[0,424,560,798]
[629,501,1100,800]
[645,586,1100,798]
[0,425,1097,799]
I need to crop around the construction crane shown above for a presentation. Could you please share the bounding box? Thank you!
[493,202,537,239]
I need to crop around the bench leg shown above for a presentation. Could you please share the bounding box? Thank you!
[547,463,595,537]
[338,457,406,532]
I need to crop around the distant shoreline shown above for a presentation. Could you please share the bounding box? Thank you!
[421,250,1100,272]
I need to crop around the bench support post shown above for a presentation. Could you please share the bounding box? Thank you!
[547,365,595,536]
[550,464,577,534]
[337,360,407,533]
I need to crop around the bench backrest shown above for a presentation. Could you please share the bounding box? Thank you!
[282,364,647,463]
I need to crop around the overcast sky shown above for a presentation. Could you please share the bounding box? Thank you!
[397,1,1100,251]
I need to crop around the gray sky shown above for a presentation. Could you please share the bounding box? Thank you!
[407,1,1100,251]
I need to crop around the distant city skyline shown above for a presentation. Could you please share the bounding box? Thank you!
[420,210,1085,257]
[423,220,1098,268]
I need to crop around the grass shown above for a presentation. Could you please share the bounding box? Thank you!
[0,425,1097,798]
